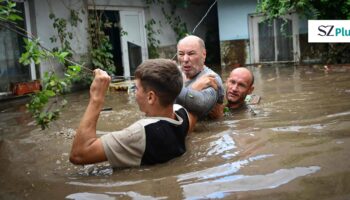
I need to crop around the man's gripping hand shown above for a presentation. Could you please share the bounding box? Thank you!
[191,74,218,91]
[90,69,111,103]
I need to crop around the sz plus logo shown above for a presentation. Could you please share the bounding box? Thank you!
[308,20,350,43]
[317,25,334,36]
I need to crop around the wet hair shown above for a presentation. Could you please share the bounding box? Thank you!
[134,59,183,107]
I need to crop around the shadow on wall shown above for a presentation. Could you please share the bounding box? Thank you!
[220,40,247,68]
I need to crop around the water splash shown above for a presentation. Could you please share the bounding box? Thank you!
[207,134,237,157]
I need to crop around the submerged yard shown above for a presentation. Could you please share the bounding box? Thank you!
[0,65,350,199]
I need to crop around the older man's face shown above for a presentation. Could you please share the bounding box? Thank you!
[177,39,206,79]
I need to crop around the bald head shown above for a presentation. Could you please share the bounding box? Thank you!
[226,67,254,109]
[230,67,254,86]
[177,35,205,50]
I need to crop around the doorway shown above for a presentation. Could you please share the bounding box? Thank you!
[88,7,147,78]
[100,10,123,76]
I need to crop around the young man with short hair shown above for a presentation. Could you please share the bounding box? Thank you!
[70,59,196,167]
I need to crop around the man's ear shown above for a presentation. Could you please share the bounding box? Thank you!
[248,86,254,94]
[202,49,207,61]
[147,91,157,105]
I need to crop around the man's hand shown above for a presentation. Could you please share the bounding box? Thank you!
[208,103,224,119]
[191,74,218,91]
[90,69,111,103]
[190,74,223,119]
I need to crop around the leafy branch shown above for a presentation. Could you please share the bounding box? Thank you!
[144,0,188,41]
[88,9,118,75]
[19,38,83,129]
[145,19,161,58]
[161,7,188,41]
[0,0,22,22]
[0,1,89,129]
[256,0,319,22]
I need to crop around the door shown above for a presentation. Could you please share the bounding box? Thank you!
[119,10,148,78]
[249,13,300,63]
[98,10,123,76]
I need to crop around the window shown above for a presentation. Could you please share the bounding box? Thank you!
[249,13,300,63]
[0,2,30,94]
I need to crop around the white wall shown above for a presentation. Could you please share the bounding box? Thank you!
[33,0,89,55]
[217,0,257,41]
[31,0,208,76]
[88,0,207,48]
[145,4,177,47]
[146,3,209,47]
[33,0,89,76]
[32,0,210,52]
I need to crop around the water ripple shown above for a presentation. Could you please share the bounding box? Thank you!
[182,166,320,199]
[177,154,273,182]
[327,110,350,118]
[107,191,167,200]
[66,180,144,187]
[66,192,114,200]
[270,124,325,132]
[66,191,166,200]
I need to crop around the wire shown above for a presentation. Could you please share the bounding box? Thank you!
[171,0,218,60]
[191,0,218,35]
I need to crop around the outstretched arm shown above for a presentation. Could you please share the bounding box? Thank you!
[176,86,218,118]
[191,74,224,119]
[176,74,223,119]
[69,69,110,165]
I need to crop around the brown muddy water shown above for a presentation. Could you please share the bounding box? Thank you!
[1,65,350,200]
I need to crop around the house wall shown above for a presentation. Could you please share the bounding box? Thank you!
[30,0,208,77]
[32,0,89,77]
[87,0,208,47]
[297,17,324,63]
[33,0,89,55]
[217,0,257,66]
[217,0,256,41]
[146,3,209,59]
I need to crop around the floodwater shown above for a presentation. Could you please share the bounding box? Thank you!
[1,65,350,199]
